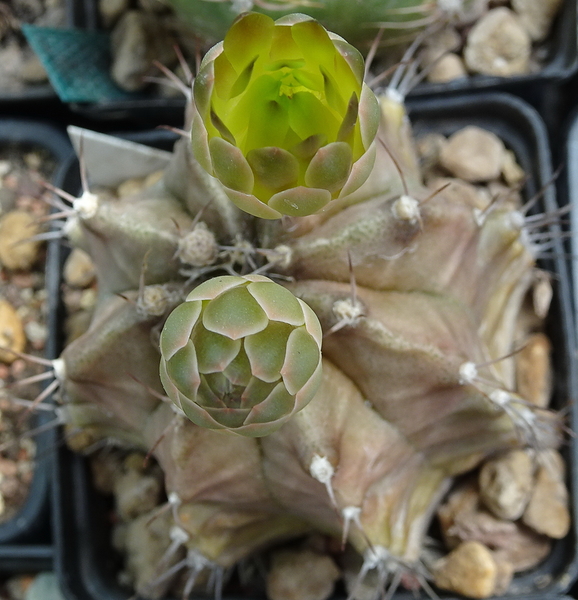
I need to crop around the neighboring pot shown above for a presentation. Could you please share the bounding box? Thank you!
[0,119,73,571]
[59,1,578,123]
[50,93,578,599]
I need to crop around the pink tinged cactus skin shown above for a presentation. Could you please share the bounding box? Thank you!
[143,402,313,567]
[191,12,380,219]
[159,274,323,437]
[61,291,171,450]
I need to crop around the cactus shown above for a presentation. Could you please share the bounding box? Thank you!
[39,11,565,600]
[166,0,471,54]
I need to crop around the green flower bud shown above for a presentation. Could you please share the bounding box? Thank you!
[192,12,380,219]
[159,274,323,437]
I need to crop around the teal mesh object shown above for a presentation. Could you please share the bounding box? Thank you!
[22,26,138,103]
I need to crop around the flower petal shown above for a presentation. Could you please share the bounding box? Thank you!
[202,286,268,340]
[339,142,376,198]
[359,83,381,149]
[166,340,201,399]
[194,327,241,374]
[247,146,299,191]
[244,322,292,383]
[160,300,202,359]
[223,12,275,71]
[187,276,242,302]
[245,382,295,426]
[268,186,331,216]
[305,141,353,192]
[247,280,305,325]
[209,137,254,193]
[281,326,321,395]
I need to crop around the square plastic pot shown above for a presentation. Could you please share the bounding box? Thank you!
[51,93,578,599]
[0,119,74,571]
[410,0,578,97]
[63,1,578,124]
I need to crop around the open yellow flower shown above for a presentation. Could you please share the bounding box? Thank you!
[192,12,379,219]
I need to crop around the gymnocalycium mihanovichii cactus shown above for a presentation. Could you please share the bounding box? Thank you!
[166,0,480,54]
[30,10,568,600]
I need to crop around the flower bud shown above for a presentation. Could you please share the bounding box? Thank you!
[159,274,323,436]
[192,12,379,219]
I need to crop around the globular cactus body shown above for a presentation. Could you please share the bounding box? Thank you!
[49,12,564,600]
[167,0,453,53]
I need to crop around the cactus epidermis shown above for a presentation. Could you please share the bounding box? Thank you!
[45,13,564,600]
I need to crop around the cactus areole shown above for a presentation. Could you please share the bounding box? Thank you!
[160,275,323,436]
[191,12,380,219]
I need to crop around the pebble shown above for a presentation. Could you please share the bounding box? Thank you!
[492,558,514,595]
[439,126,506,182]
[20,55,48,84]
[110,10,177,92]
[432,541,497,599]
[426,53,467,83]
[515,332,552,408]
[24,572,66,600]
[532,272,553,319]
[522,449,570,539]
[485,180,522,208]
[5,574,35,600]
[439,0,489,24]
[0,161,12,177]
[63,248,96,288]
[0,210,40,270]
[0,458,18,478]
[501,149,525,186]
[420,26,462,66]
[79,288,97,311]
[464,8,532,77]
[478,449,534,520]
[98,0,130,28]
[0,298,26,364]
[144,170,164,188]
[438,479,552,571]
[512,0,564,42]
[23,320,47,348]
[13,0,44,21]
[267,548,340,600]
[417,133,447,174]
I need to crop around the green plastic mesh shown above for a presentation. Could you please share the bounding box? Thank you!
[21,26,138,103]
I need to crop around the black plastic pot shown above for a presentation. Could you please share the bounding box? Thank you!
[410,0,578,97]
[62,1,578,125]
[51,93,578,599]
[0,119,74,572]
[565,108,578,305]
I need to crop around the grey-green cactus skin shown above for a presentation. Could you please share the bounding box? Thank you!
[54,24,560,599]
[167,0,446,53]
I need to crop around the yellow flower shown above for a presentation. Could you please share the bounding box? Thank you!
[192,12,379,219]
